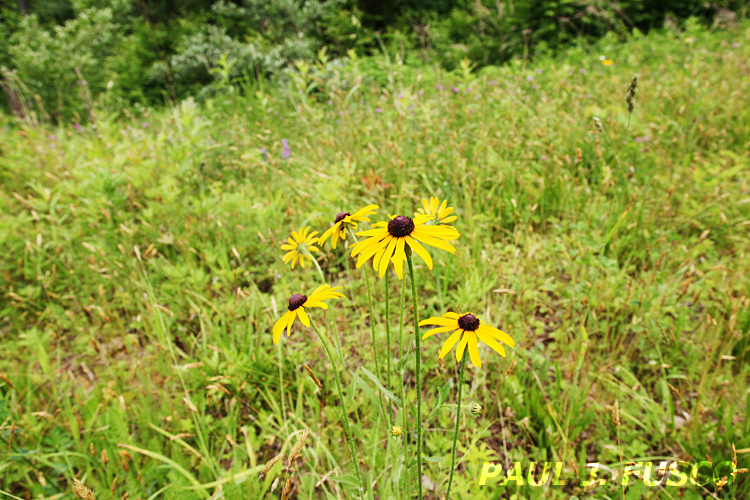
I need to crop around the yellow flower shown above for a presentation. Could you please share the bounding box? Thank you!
[351,214,460,279]
[280,227,319,269]
[414,197,457,224]
[602,59,614,66]
[420,312,514,367]
[272,285,344,344]
[391,425,402,437]
[318,204,379,249]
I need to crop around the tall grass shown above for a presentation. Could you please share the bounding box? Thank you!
[1,21,749,499]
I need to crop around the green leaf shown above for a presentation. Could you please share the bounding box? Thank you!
[359,367,402,406]
[437,381,451,407]
[423,456,444,463]
[330,474,362,488]
[397,352,414,371]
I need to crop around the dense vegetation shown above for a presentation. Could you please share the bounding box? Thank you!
[1,14,749,499]
[1,0,748,119]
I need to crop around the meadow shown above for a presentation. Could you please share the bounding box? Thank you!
[1,19,750,500]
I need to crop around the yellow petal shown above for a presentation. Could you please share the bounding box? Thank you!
[273,311,293,344]
[378,237,398,277]
[392,238,406,279]
[456,333,470,362]
[404,236,433,269]
[477,324,515,347]
[297,307,311,327]
[419,316,457,327]
[411,231,456,253]
[476,330,507,357]
[467,332,481,367]
[439,330,464,358]
[422,325,458,339]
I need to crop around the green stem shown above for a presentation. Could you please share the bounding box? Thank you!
[385,271,392,419]
[310,320,363,489]
[398,278,410,499]
[406,252,423,500]
[446,355,467,500]
[363,263,381,377]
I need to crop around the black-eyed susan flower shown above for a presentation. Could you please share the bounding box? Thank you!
[272,285,344,344]
[280,227,320,269]
[415,197,457,225]
[318,204,379,249]
[351,214,459,279]
[420,312,514,367]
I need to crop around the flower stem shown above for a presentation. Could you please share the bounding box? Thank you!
[406,252,423,500]
[385,271,392,418]
[398,279,411,499]
[446,355,467,500]
[310,320,363,489]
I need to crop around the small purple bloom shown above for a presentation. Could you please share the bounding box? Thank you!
[74,123,81,132]
[580,69,586,74]
[732,42,740,48]
[261,146,268,161]
[527,76,534,81]
[417,90,423,96]
[408,105,414,110]
[282,139,290,160]
[436,85,444,90]
[531,84,538,89]
[489,80,496,85]
[466,88,472,93]
[339,111,344,116]
[644,136,650,143]
[536,69,543,74]
[635,137,642,143]
[328,100,333,105]
[48,134,57,141]
[586,94,592,99]
[398,93,404,99]
[375,107,382,113]
[142,123,149,128]
[541,155,548,161]
[451,86,460,93]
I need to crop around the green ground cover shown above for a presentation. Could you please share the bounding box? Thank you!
[1,20,750,500]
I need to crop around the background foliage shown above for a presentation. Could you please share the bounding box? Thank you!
[1,0,749,117]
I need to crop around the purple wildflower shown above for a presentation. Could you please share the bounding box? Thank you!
[451,86,460,93]
[489,80,496,85]
[408,105,414,110]
[732,42,740,48]
[580,69,586,74]
[74,123,81,132]
[527,76,534,81]
[328,100,333,105]
[142,123,148,128]
[436,85,444,90]
[536,69,543,74]
[282,139,290,160]
[261,146,268,161]
[375,107,382,113]
[541,155,548,161]
[418,90,423,96]
[398,93,404,99]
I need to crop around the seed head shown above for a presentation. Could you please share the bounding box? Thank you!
[458,313,480,332]
[280,473,295,500]
[288,294,307,311]
[72,479,96,500]
[288,429,310,468]
[625,75,638,113]
[612,400,621,428]
[334,212,350,223]
[593,117,604,134]
[387,215,415,238]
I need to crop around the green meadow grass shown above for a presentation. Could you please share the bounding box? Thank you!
[2,21,750,500]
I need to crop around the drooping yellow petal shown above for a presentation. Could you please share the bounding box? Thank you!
[404,236,433,269]
[476,330,507,357]
[411,231,457,253]
[417,224,460,239]
[456,333,470,362]
[477,324,515,347]
[286,311,296,336]
[378,237,398,277]
[439,330,464,358]
[297,307,311,327]
[356,237,390,268]
[467,332,481,367]
[392,237,406,279]
[273,310,294,344]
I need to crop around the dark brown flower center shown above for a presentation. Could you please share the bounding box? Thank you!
[387,215,415,238]
[288,293,307,311]
[335,212,350,223]
[458,313,480,331]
